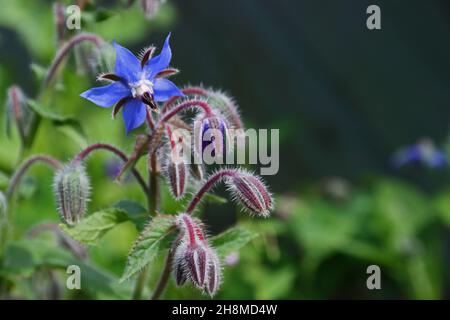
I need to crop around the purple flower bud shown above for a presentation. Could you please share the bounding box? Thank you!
[226,171,273,217]
[5,86,33,141]
[184,243,209,287]
[164,126,189,199]
[173,214,210,287]
[166,160,188,199]
[196,115,228,160]
[173,251,188,286]
[205,248,221,296]
[53,163,90,225]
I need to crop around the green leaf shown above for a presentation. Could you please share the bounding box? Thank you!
[54,121,88,148]
[1,238,131,299]
[60,208,129,246]
[210,226,257,258]
[94,8,116,22]
[30,63,47,82]
[26,99,87,146]
[120,214,176,282]
[27,99,72,122]
[1,238,72,277]
[113,200,148,231]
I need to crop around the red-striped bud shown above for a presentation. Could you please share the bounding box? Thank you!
[173,214,223,295]
[164,125,189,199]
[225,171,273,217]
[205,248,221,296]
[173,214,208,287]
[166,160,187,199]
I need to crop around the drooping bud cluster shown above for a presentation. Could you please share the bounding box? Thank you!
[53,162,91,225]
[225,170,273,217]
[172,213,222,296]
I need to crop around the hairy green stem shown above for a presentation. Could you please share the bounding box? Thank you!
[151,248,174,300]
[132,146,160,299]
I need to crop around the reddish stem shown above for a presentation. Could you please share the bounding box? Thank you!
[44,33,104,87]
[160,100,212,124]
[161,87,209,114]
[145,106,155,131]
[73,143,149,194]
[186,169,238,215]
[7,155,63,198]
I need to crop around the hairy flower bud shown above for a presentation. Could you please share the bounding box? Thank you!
[205,248,221,296]
[5,85,33,141]
[173,214,209,287]
[173,252,188,286]
[164,125,189,199]
[195,115,228,161]
[53,163,90,225]
[166,160,188,199]
[189,163,204,181]
[208,90,243,130]
[139,0,163,19]
[184,242,208,287]
[226,171,273,217]
[172,214,223,295]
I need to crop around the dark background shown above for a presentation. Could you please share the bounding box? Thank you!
[164,0,450,190]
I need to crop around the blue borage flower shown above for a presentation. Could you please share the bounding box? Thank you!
[391,138,447,169]
[80,33,184,134]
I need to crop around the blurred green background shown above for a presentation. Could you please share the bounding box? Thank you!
[1,0,450,299]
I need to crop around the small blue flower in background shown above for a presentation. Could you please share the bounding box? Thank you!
[391,138,447,169]
[80,33,183,134]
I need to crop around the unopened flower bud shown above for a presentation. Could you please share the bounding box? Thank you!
[189,163,204,181]
[53,163,90,225]
[208,90,243,130]
[205,248,221,296]
[173,253,188,286]
[173,214,210,287]
[53,2,66,46]
[187,245,208,288]
[226,171,273,217]
[139,0,163,19]
[5,85,33,140]
[164,126,189,199]
[196,115,228,161]
[166,160,188,199]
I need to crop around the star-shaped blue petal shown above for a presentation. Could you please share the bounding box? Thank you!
[80,33,184,135]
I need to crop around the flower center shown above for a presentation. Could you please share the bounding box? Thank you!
[130,79,154,98]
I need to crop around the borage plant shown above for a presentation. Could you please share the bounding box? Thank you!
[1,33,273,299]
